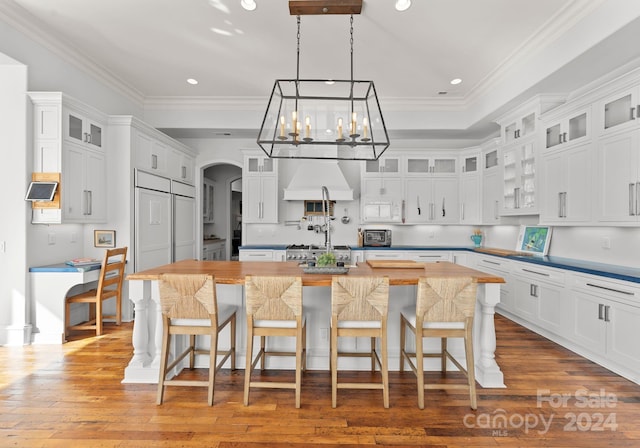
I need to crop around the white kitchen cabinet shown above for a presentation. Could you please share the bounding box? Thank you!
[238,249,275,261]
[595,129,640,224]
[130,121,195,182]
[29,92,108,224]
[475,255,513,313]
[569,274,640,376]
[135,131,167,174]
[168,148,195,184]
[62,143,106,223]
[597,85,640,136]
[511,262,568,337]
[539,142,592,224]
[361,177,403,223]
[543,107,590,150]
[458,150,481,224]
[363,156,400,176]
[63,107,104,150]
[243,154,279,224]
[244,175,278,223]
[363,251,407,261]
[203,179,215,223]
[245,155,276,175]
[203,240,226,260]
[405,251,451,263]
[404,177,459,224]
[481,145,503,224]
[404,155,457,176]
[501,140,537,215]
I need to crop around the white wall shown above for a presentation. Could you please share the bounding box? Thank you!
[0,54,28,345]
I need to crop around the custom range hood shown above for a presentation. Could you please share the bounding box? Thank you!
[283,160,354,200]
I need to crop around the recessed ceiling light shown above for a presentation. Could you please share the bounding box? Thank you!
[395,0,411,12]
[241,0,257,11]
[325,80,335,85]
[187,78,198,85]
[450,78,462,85]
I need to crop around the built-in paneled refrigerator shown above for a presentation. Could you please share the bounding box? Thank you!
[134,170,196,272]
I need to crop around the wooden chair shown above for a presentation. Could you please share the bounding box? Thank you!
[65,247,127,338]
[400,276,478,409]
[156,273,237,406]
[330,276,390,408]
[244,275,306,408]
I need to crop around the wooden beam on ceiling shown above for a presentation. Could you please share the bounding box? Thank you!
[289,0,363,15]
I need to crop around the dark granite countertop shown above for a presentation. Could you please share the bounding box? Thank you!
[238,245,640,283]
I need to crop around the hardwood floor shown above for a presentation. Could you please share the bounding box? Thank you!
[1,315,639,447]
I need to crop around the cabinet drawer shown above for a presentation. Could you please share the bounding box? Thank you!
[476,256,511,274]
[406,251,451,262]
[512,262,565,286]
[572,274,640,305]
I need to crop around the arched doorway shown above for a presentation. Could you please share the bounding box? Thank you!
[201,162,242,260]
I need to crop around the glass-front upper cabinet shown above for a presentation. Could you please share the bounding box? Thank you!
[364,156,400,175]
[598,86,640,135]
[246,155,275,174]
[63,109,104,150]
[404,155,456,176]
[543,106,590,150]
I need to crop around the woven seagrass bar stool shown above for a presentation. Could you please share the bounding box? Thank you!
[330,275,390,408]
[244,275,306,408]
[400,276,478,409]
[156,273,237,406]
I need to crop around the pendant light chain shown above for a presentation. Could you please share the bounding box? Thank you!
[295,15,301,114]
[350,15,354,83]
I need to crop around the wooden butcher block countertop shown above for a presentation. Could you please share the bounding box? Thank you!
[127,260,505,287]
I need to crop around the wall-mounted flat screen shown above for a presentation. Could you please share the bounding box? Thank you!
[25,181,58,201]
[516,225,552,256]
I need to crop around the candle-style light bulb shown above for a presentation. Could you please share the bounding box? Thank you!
[337,117,343,140]
[363,117,369,139]
[351,112,357,135]
[305,116,310,139]
[292,111,298,134]
[280,115,285,138]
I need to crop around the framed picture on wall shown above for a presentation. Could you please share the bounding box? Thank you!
[94,230,116,248]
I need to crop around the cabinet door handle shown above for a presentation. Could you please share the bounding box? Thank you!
[83,190,89,215]
[522,268,550,277]
[152,154,158,170]
[530,284,538,297]
[88,190,92,215]
[636,182,640,216]
[630,183,636,216]
[598,303,604,320]
[631,107,637,120]
[604,305,611,322]
[481,259,501,266]
[586,282,635,296]
[558,192,563,217]
[181,166,186,179]
[494,200,499,220]
[461,202,465,220]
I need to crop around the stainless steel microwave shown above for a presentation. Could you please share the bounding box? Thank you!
[363,229,392,247]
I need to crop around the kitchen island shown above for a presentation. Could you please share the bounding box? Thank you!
[124,260,505,387]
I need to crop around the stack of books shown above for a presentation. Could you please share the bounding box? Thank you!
[65,258,101,267]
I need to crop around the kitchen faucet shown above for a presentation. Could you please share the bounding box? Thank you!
[321,185,331,252]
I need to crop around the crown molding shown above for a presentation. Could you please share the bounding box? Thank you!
[465,0,607,105]
[0,1,145,107]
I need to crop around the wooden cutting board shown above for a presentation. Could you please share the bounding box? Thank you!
[366,260,426,269]
[474,247,532,257]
